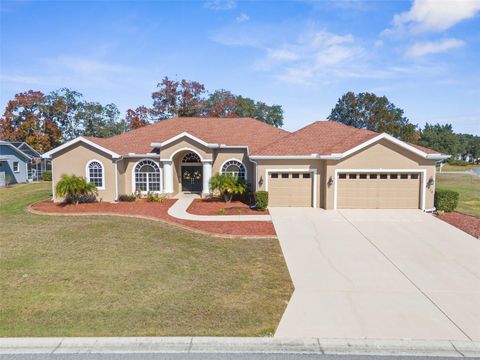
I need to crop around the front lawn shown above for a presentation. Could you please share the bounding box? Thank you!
[436,174,480,218]
[0,182,292,336]
[440,163,480,172]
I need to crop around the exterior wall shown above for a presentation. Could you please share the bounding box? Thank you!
[255,159,323,207]
[324,139,437,209]
[0,144,28,186]
[212,148,254,185]
[119,157,163,195]
[51,143,117,202]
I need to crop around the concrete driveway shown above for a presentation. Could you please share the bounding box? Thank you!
[270,208,480,341]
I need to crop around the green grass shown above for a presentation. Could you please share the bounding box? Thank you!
[0,183,293,336]
[441,163,480,172]
[436,174,480,217]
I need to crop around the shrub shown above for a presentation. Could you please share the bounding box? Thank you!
[255,191,268,211]
[434,189,459,212]
[209,173,247,203]
[42,171,52,181]
[55,174,97,205]
[119,194,136,202]
[146,192,167,203]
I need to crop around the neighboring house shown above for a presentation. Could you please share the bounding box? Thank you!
[10,141,51,181]
[0,141,31,187]
[42,118,449,210]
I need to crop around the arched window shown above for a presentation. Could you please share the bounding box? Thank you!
[182,152,201,163]
[134,160,161,193]
[221,160,246,180]
[87,160,104,188]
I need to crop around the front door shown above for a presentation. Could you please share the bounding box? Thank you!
[181,166,203,192]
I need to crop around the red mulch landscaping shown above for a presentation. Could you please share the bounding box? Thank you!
[437,211,480,239]
[31,199,276,237]
[187,198,269,216]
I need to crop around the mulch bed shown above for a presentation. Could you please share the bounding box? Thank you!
[436,211,480,239]
[187,198,269,216]
[31,199,276,237]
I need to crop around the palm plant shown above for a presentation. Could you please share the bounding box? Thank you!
[55,174,98,204]
[209,173,247,203]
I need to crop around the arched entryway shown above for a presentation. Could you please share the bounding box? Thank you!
[180,151,203,192]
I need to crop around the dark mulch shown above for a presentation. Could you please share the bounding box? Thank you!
[31,199,276,237]
[187,198,269,216]
[437,211,480,239]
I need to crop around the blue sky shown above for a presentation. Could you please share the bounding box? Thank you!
[1,0,479,134]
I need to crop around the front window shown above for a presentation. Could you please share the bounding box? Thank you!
[134,160,161,192]
[221,160,246,180]
[87,161,103,188]
[13,161,19,173]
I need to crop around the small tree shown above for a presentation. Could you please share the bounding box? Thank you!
[209,174,247,203]
[55,174,98,204]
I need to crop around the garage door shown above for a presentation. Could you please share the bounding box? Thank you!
[268,172,313,207]
[337,172,421,209]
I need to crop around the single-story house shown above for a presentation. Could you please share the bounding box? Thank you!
[0,141,31,186]
[42,117,449,210]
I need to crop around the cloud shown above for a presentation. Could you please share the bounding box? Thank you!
[406,38,465,57]
[204,0,236,11]
[44,55,133,75]
[390,0,480,33]
[0,73,43,85]
[235,13,250,23]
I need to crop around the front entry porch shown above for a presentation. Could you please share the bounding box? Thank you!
[162,150,212,196]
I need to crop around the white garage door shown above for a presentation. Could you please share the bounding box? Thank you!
[268,172,313,207]
[337,172,421,209]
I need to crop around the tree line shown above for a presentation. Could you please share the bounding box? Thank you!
[0,76,283,152]
[0,80,478,161]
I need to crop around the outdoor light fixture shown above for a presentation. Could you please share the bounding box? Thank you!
[259,176,264,187]
[427,176,435,188]
[327,176,334,187]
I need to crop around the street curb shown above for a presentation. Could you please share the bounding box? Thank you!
[1,337,480,357]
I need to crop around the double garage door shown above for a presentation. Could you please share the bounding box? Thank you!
[337,172,421,209]
[268,171,313,207]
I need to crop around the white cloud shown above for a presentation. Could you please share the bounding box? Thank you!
[391,0,480,33]
[236,13,250,23]
[204,0,236,11]
[0,73,42,85]
[44,56,133,74]
[406,38,465,57]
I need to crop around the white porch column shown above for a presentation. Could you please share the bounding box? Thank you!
[202,160,212,195]
[162,160,173,193]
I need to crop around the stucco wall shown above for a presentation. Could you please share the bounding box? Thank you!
[255,159,323,207]
[324,139,437,209]
[159,138,213,161]
[212,148,253,184]
[51,143,117,202]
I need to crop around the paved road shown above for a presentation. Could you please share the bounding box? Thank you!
[0,354,470,360]
[270,208,480,340]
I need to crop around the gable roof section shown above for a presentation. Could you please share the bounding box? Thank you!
[84,117,289,155]
[0,141,32,161]
[252,121,448,160]
[42,136,121,159]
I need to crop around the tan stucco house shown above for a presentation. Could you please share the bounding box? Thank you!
[42,117,448,210]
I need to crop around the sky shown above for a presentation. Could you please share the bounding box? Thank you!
[1,0,479,135]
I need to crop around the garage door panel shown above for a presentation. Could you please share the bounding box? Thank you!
[268,173,313,207]
[337,173,420,209]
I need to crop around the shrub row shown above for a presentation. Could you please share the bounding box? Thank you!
[118,194,136,202]
[42,171,52,181]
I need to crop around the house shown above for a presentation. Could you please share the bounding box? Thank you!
[42,117,449,210]
[10,141,51,181]
[0,141,31,186]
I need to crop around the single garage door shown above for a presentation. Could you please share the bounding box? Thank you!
[268,172,313,207]
[337,172,421,209]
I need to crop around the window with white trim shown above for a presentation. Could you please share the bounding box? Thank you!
[134,160,161,192]
[87,161,103,188]
[221,160,246,180]
[13,161,19,173]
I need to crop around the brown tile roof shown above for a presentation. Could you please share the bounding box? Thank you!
[84,117,289,155]
[254,121,378,155]
[84,117,442,157]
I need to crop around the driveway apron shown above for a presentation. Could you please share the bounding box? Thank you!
[270,208,479,340]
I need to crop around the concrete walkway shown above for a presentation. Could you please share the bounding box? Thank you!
[168,198,271,222]
[270,208,480,341]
